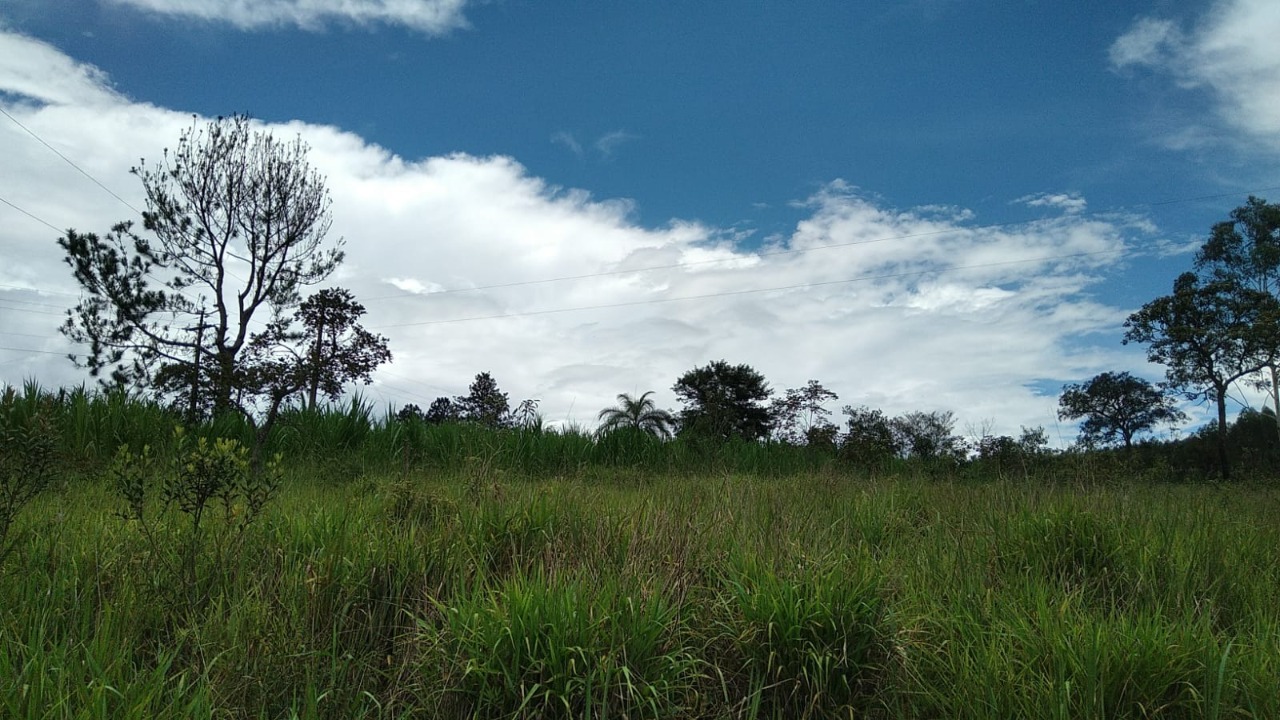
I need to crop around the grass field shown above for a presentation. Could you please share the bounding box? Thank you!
[2,385,1279,718]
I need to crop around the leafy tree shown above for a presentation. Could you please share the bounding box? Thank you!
[974,426,1050,478]
[424,397,462,425]
[1057,371,1186,449]
[58,115,344,432]
[395,403,424,424]
[891,410,966,461]
[456,372,510,429]
[1124,272,1278,479]
[672,360,773,441]
[770,380,839,447]
[295,288,391,411]
[840,405,898,466]
[1195,196,1280,436]
[596,391,676,440]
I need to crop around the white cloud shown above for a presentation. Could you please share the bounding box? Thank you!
[1111,0,1280,149]
[0,32,123,106]
[102,0,471,34]
[594,130,638,159]
[0,28,1152,439]
[550,131,584,158]
[1014,192,1087,214]
[1108,17,1181,69]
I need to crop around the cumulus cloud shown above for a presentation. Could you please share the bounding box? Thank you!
[0,32,123,106]
[0,28,1152,438]
[1111,0,1280,149]
[102,0,471,34]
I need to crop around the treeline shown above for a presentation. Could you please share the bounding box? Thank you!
[6,380,1280,485]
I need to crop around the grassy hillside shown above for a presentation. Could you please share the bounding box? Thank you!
[2,384,1278,718]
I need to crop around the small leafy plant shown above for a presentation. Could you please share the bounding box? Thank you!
[111,427,281,604]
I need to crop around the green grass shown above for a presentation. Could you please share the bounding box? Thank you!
[3,383,1280,717]
[2,469,1279,719]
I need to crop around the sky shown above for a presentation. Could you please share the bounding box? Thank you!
[2,0,1279,442]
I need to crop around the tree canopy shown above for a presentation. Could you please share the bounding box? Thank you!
[672,360,773,441]
[1124,271,1278,478]
[1057,371,1185,449]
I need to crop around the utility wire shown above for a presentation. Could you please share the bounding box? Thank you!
[0,283,78,297]
[0,345,69,357]
[0,106,142,215]
[0,301,65,317]
[0,194,62,234]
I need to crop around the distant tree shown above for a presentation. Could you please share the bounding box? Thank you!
[295,288,391,411]
[58,114,343,424]
[456,372,510,429]
[770,380,839,447]
[1057,371,1185,449]
[891,410,966,461]
[672,360,773,441]
[1124,272,1278,479]
[596,391,676,440]
[424,397,462,424]
[840,405,898,465]
[974,426,1050,478]
[395,403,424,424]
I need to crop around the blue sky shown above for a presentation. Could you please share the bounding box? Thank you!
[2,0,1279,440]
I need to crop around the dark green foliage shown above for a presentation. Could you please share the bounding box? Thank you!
[456,372,510,429]
[1058,372,1186,449]
[293,287,392,411]
[972,426,1050,480]
[891,410,966,462]
[0,385,59,561]
[840,405,899,467]
[998,508,1134,607]
[424,396,462,424]
[394,403,423,424]
[673,359,773,441]
[1125,272,1278,478]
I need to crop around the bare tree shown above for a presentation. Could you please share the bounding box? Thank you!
[59,115,344,421]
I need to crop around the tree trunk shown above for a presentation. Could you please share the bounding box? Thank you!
[307,309,325,412]
[1216,387,1231,480]
[1271,365,1280,444]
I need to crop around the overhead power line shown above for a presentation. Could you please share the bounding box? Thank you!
[0,106,142,215]
[0,194,63,234]
[0,345,69,357]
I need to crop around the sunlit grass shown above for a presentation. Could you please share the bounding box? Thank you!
[3,383,1280,717]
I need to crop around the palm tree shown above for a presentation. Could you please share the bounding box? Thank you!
[596,391,676,440]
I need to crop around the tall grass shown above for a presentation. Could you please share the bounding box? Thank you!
[4,384,1280,717]
[2,467,1278,718]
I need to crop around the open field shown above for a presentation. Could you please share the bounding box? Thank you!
[3,467,1279,718]
[2,386,1280,718]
